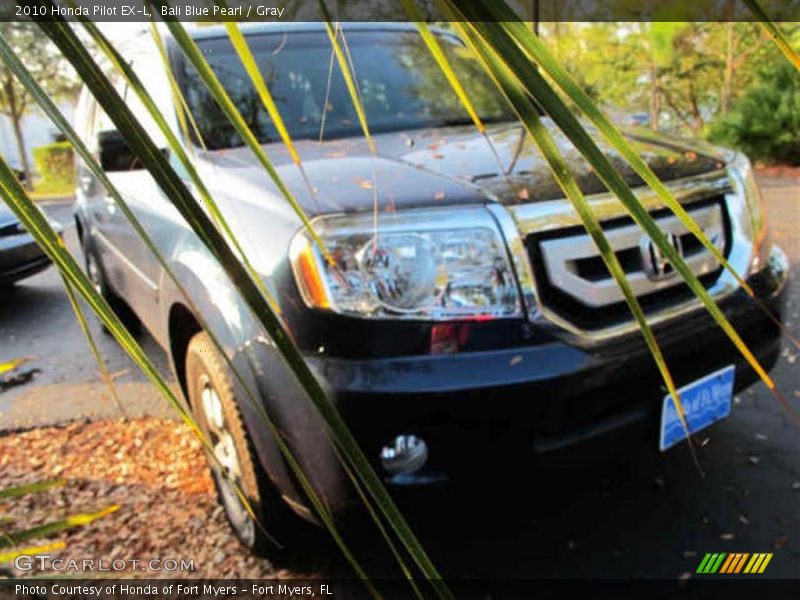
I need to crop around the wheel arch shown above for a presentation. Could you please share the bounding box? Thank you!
[167,301,202,402]
[158,255,343,522]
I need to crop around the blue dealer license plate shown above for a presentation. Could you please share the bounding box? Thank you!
[659,365,735,452]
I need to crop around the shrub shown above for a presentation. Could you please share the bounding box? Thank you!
[32,141,75,189]
[709,61,800,165]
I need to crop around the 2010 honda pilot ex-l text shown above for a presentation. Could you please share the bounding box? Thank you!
[73,23,788,553]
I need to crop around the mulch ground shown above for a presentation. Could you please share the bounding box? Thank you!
[754,164,800,178]
[0,417,301,578]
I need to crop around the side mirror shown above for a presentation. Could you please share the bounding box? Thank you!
[98,130,141,172]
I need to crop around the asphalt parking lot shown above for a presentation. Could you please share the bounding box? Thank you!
[1,175,798,582]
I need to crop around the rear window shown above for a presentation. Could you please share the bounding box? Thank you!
[174,29,515,150]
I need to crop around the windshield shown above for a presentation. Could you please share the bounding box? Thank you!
[175,29,516,150]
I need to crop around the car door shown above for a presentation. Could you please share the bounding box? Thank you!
[82,73,161,329]
[104,49,187,340]
[78,95,129,295]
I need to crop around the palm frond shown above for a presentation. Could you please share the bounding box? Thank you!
[444,5,794,423]
[155,9,333,264]
[0,480,65,500]
[75,16,282,314]
[0,506,119,549]
[61,273,126,416]
[450,19,702,473]
[19,13,447,592]
[743,0,800,69]
[0,357,34,376]
[0,29,378,584]
[0,541,66,564]
[0,152,266,546]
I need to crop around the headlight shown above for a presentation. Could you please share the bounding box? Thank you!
[728,152,770,269]
[289,207,521,320]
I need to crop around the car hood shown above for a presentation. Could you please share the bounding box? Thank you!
[202,119,729,217]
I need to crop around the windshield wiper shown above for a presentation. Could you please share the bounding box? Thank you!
[434,115,518,128]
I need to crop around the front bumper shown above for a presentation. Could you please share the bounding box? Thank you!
[308,246,789,483]
[0,229,59,286]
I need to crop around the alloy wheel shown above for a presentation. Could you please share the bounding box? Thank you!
[198,373,256,546]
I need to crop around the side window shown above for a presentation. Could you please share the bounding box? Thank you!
[129,50,189,180]
[94,101,145,173]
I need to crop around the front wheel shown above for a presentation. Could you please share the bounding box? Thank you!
[184,331,305,558]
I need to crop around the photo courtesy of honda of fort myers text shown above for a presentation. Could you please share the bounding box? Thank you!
[0,0,798,598]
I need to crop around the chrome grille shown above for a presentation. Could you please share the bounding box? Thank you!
[492,171,750,338]
[536,200,726,309]
[520,194,732,331]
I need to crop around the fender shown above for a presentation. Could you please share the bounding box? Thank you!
[158,238,352,520]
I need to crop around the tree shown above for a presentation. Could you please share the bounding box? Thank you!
[709,60,800,165]
[644,22,689,132]
[539,20,796,142]
[0,23,78,190]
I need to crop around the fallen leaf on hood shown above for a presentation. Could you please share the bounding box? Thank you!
[356,179,373,190]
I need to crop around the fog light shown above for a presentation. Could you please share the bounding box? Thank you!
[380,435,428,476]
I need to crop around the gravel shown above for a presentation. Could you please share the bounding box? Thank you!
[0,417,296,579]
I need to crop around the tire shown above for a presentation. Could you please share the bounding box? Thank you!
[83,241,139,335]
[185,331,307,558]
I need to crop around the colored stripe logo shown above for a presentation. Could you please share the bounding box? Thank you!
[696,552,773,574]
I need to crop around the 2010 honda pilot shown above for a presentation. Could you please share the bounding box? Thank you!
[73,23,788,553]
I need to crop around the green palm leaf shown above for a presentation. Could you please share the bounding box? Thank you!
[449,21,702,471]
[445,6,793,421]
[401,0,511,183]
[0,29,388,589]
[26,13,446,592]
[318,2,376,153]
[61,273,126,416]
[218,19,423,593]
[742,0,800,69]
[0,357,33,376]
[0,148,272,549]
[477,4,750,296]
[75,16,282,314]
[147,20,208,154]
[401,0,485,133]
[0,506,119,549]
[154,7,333,264]
[221,19,302,165]
[0,541,66,563]
[0,480,65,500]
